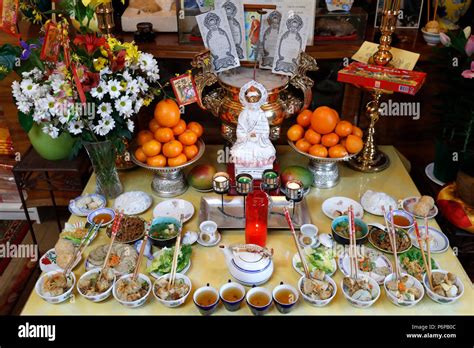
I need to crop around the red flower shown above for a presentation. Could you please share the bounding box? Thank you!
[73,34,107,54]
[110,49,126,72]
[81,71,100,92]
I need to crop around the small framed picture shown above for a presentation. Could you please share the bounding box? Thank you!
[374,0,424,29]
[170,74,199,106]
[244,4,276,62]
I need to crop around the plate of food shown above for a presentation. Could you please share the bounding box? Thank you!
[399,248,440,281]
[146,244,192,279]
[407,226,449,253]
[152,199,195,223]
[402,195,438,219]
[113,191,152,215]
[292,246,337,277]
[86,243,138,275]
[69,194,106,217]
[105,215,146,244]
[40,239,81,273]
[367,224,412,254]
[338,247,392,285]
[59,222,97,246]
[360,190,397,216]
[322,197,364,220]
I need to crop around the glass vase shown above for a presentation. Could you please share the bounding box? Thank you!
[84,140,123,199]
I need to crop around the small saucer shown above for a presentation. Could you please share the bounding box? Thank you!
[197,232,222,247]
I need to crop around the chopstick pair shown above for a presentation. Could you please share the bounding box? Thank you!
[348,206,358,280]
[414,218,434,290]
[168,214,185,290]
[132,222,151,281]
[100,210,124,275]
[284,207,312,280]
[382,206,401,281]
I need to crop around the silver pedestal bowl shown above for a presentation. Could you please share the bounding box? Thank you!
[131,139,205,197]
[288,140,358,189]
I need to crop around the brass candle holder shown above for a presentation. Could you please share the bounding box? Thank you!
[348,0,401,173]
[96,2,115,35]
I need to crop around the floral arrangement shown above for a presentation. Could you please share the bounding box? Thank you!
[11,20,162,153]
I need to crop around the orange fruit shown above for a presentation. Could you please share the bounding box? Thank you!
[187,122,203,138]
[137,130,154,146]
[335,121,353,137]
[154,127,174,143]
[142,139,161,157]
[172,119,187,136]
[162,140,183,158]
[340,137,347,148]
[149,119,160,133]
[311,106,339,135]
[295,139,311,153]
[287,124,304,142]
[309,144,328,158]
[154,99,181,128]
[304,129,321,145]
[296,110,312,128]
[352,126,363,138]
[321,132,340,147]
[328,144,348,158]
[168,153,188,167]
[146,154,167,167]
[184,144,199,160]
[134,147,147,162]
[345,135,363,154]
[178,130,198,146]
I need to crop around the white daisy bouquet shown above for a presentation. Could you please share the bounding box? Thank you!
[11,30,162,154]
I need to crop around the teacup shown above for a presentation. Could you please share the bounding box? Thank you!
[199,220,218,244]
[219,280,246,312]
[272,282,299,314]
[193,283,220,316]
[246,286,272,316]
[300,224,318,237]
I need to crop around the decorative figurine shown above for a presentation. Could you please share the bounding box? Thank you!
[231,80,276,179]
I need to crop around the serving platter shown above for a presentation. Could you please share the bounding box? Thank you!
[40,248,82,273]
[198,196,311,229]
[113,191,152,215]
[401,196,438,220]
[407,226,449,253]
[322,196,364,220]
[153,199,195,222]
[68,194,106,217]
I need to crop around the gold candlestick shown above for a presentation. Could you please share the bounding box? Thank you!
[347,89,391,172]
[371,0,401,67]
[96,2,115,35]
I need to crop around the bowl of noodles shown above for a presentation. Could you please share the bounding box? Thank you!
[113,273,152,308]
[35,270,76,304]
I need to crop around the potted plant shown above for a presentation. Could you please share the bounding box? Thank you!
[432,27,473,184]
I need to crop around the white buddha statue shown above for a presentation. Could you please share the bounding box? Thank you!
[231,80,276,178]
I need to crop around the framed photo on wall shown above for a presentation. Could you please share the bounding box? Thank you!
[170,74,199,106]
[374,0,424,29]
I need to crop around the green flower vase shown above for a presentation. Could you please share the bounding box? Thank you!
[28,124,76,161]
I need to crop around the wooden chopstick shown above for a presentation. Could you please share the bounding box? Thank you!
[424,217,434,290]
[133,222,150,281]
[284,208,312,279]
[388,207,400,280]
[414,220,433,290]
[100,211,123,273]
[64,222,101,276]
[168,214,185,289]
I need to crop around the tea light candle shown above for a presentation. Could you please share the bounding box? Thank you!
[262,169,279,191]
[213,172,230,194]
[235,173,253,195]
[285,180,304,202]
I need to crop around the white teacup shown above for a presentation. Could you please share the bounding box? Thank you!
[300,224,318,237]
[199,221,218,244]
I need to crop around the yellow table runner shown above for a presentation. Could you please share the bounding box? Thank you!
[21,146,473,315]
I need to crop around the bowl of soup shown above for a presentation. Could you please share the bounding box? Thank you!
[331,216,369,245]
[149,217,182,247]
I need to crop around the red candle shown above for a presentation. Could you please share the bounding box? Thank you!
[245,190,269,247]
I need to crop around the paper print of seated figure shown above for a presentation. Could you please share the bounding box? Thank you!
[203,12,238,72]
[261,10,282,68]
[231,80,276,174]
[274,14,304,75]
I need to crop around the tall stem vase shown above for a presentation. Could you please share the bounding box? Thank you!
[84,141,123,199]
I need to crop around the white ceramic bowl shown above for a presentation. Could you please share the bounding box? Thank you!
[421,29,441,46]
[341,275,380,308]
[113,273,151,308]
[384,273,424,308]
[300,224,318,237]
[423,270,464,304]
[35,270,76,304]
[77,268,115,303]
[87,207,115,227]
[298,275,337,307]
[153,273,192,308]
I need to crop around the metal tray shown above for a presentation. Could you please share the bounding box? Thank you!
[198,196,311,229]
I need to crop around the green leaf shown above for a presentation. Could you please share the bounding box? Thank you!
[18,111,34,133]
[0,44,21,80]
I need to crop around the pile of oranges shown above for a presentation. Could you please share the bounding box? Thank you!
[287,106,364,158]
[134,99,203,167]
